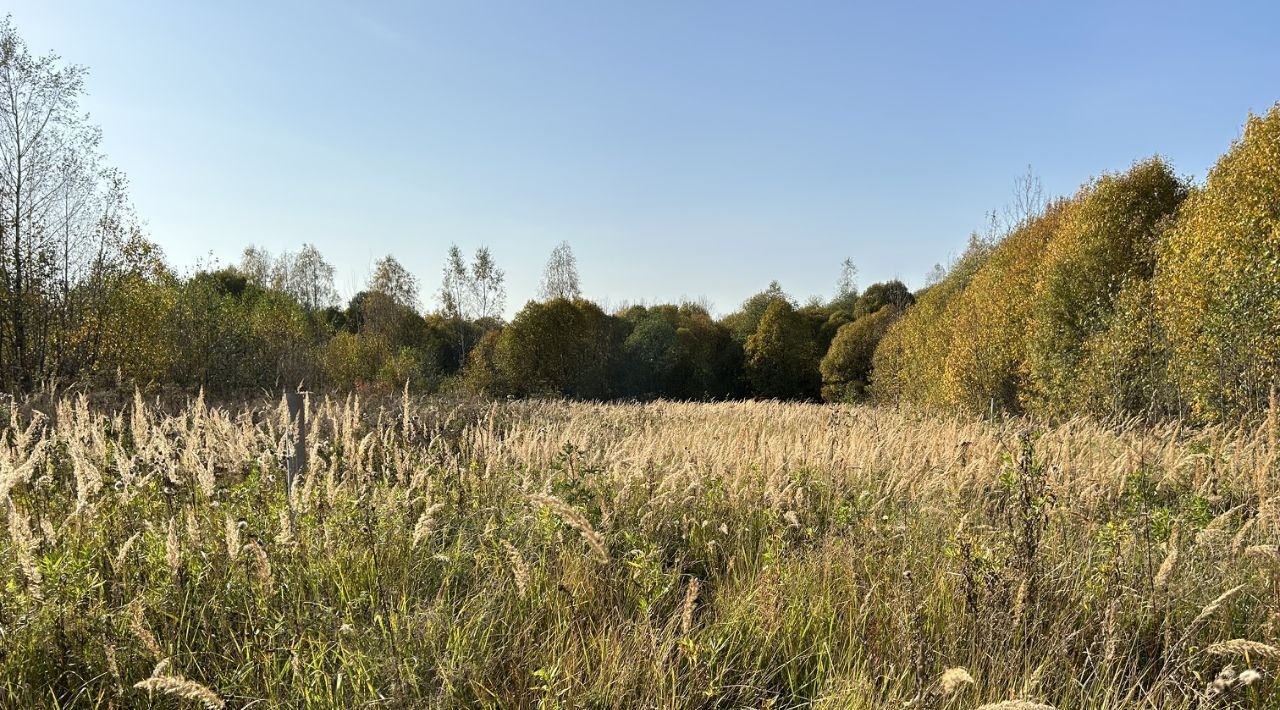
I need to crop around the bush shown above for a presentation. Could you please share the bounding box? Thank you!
[940,203,1066,412]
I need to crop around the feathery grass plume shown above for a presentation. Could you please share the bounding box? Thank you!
[1171,585,1250,662]
[1259,495,1280,535]
[166,518,181,577]
[277,507,294,547]
[244,540,273,591]
[129,602,163,660]
[1102,599,1120,666]
[499,539,529,596]
[185,507,201,546]
[70,448,103,511]
[1187,583,1249,634]
[681,576,701,635]
[105,644,124,697]
[115,451,140,502]
[976,702,1056,710]
[412,502,445,547]
[6,497,42,594]
[1245,544,1280,563]
[224,514,241,559]
[131,387,149,441]
[38,517,58,545]
[1205,639,1280,659]
[1012,577,1028,623]
[134,666,226,710]
[529,493,609,563]
[1260,385,1279,504]
[115,532,141,570]
[194,456,216,499]
[939,667,975,696]
[1153,525,1180,594]
[1196,505,1243,547]
[1232,516,1258,555]
[402,378,412,440]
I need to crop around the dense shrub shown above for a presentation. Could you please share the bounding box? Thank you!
[940,204,1066,412]
[872,160,1187,419]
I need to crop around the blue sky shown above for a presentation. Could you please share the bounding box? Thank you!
[9,1,1279,316]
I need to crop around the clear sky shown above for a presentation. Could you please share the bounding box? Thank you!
[8,1,1280,316]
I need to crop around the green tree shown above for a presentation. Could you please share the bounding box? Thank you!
[871,234,993,406]
[666,303,742,399]
[1024,158,1187,415]
[820,304,901,402]
[495,298,619,398]
[462,329,504,394]
[852,280,913,319]
[940,202,1067,412]
[724,281,791,343]
[619,307,680,398]
[743,299,819,399]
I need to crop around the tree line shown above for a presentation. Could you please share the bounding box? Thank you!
[3,19,1280,422]
[0,18,907,403]
[874,107,1280,422]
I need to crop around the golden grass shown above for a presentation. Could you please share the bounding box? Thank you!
[1,394,1278,707]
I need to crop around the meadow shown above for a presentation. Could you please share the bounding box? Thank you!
[2,393,1278,708]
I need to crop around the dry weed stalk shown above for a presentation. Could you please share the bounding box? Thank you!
[224,514,241,559]
[244,540,274,591]
[129,602,163,660]
[681,576,700,635]
[500,539,530,596]
[166,518,181,577]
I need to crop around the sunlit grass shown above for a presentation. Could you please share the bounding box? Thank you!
[1,394,1276,707]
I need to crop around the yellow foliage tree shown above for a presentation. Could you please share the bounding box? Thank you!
[1024,159,1187,415]
[874,159,1186,418]
[871,236,991,406]
[941,201,1067,412]
[1156,104,1280,419]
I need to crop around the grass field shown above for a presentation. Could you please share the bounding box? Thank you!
[1,394,1278,708]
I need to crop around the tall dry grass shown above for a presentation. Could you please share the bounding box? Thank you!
[0,393,1277,707]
